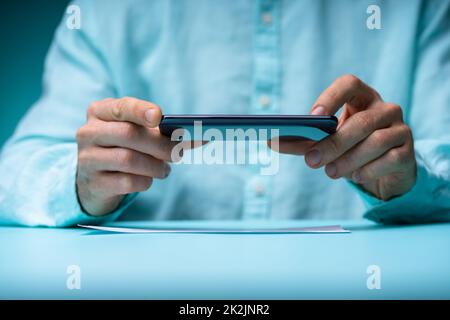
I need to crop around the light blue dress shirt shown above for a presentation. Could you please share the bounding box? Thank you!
[0,0,449,227]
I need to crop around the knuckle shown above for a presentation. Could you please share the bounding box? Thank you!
[389,147,409,166]
[371,89,382,101]
[340,74,361,87]
[87,101,100,118]
[118,122,137,140]
[360,166,375,181]
[356,112,374,134]
[118,175,135,194]
[121,96,136,108]
[76,125,99,147]
[112,102,125,121]
[77,148,99,173]
[386,103,403,120]
[326,88,339,101]
[113,97,133,120]
[76,125,89,143]
[115,149,135,169]
[388,148,401,164]
[77,149,90,166]
[370,130,387,148]
[121,96,135,103]
[399,124,412,140]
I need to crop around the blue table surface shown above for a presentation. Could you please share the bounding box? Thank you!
[0,219,449,299]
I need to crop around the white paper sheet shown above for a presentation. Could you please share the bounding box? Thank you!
[78,224,350,234]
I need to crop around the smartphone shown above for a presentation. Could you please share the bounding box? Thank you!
[159,114,337,141]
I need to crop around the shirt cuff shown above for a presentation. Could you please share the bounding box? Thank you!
[51,144,138,227]
[348,155,450,224]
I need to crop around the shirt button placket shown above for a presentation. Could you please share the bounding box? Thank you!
[242,0,280,220]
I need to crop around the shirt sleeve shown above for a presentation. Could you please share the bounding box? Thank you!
[352,0,450,224]
[0,1,136,227]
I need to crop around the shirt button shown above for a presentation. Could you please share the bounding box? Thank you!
[254,183,266,197]
[261,12,273,26]
[258,149,271,164]
[259,95,272,109]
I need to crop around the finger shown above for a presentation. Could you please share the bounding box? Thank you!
[90,171,154,196]
[352,144,415,184]
[267,137,316,155]
[305,106,401,168]
[88,97,162,127]
[79,147,171,179]
[87,121,179,162]
[310,74,379,116]
[324,125,410,179]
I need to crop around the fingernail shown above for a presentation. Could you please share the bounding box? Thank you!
[145,109,156,125]
[352,170,361,183]
[311,106,326,116]
[164,163,171,177]
[325,163,337,178]
[305,149,322,166]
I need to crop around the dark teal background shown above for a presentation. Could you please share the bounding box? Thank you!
[0,1,69,148]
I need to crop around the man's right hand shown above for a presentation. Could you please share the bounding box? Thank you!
[76,97,177,216]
